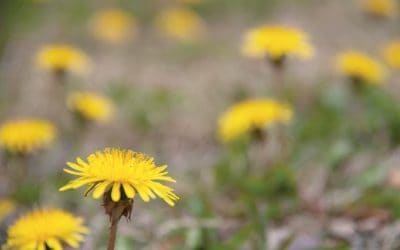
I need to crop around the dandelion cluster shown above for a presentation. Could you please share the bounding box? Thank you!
[0,119,56,154]
[4,1,400,249]
[59,148,179,206]
[5,208,88,250]
[218,99,292,142]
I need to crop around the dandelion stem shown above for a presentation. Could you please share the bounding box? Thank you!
[107,219,119,250]
[104,196,133,250]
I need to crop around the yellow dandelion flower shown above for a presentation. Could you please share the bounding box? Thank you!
[90,9,136,44]
[0,199,15,223]
[336,50,386,84]
[361,0,398,18]
[36,44,91,75]
[59,148,179,206]
[156,7,204,42]
[5,208,88,250]
[242,25,314,62]
[218,99,292,142]
[0,119,56,154]
[67,91,113,122]
[383,40,400,69]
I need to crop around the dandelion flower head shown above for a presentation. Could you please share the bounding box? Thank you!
[90,9,136,44]
[156,7,204,41]
[59,148,179,206]
[336,50,386,84]
[67,91,113,122]
[0,119,56,154]
[242,25,314,61]
[383,40,400,69]
[361,0,398,18]
[218,99,292,142]
[37,44,91,75]
[5,208,88,250]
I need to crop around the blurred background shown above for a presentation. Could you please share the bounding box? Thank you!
[1,0,400,249]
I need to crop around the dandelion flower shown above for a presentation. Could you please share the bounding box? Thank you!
[59,148,179,206]
[361,0,398,18]
[156,7,204,42]
[67,91,113,122]
[0,119,56,154]
[336,50,386,84]
[242,25,314,64]
[0,199,15,223]
[383,40,400,69]
[90,9,136,44]
[218,99,292,142]
[36,44,91,75]
[5,208,88,250]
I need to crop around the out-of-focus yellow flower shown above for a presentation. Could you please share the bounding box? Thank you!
[156,7,204,42]
[36,45,91,75]
[242,25,314,62]
[59,148,179,206]
[0,119,56,154]
[336,51,386,84]
[0,199,15,223]
[383,40,400,69]
[218,99,292,142]
[361,0,398,18]
[5,208,88,250]
[67,91,113,122]
[90,9,136,44]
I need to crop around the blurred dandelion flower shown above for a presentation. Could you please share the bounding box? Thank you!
[361,0,398,18]
[242,25,314,65]
[218,99,292,142]
[156,7,204,42]
[383,40,400,69]
[67,91,113,122]
[59,148,179,206]
[5,208,88,250]
[336,51,386,84]
[0,119,56,154]
[90,9,136,44]
[36,44,91,75]
[0,199,15,223]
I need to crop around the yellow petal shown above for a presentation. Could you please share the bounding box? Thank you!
[111,182,121,202]
[63,168,84,176]
[122,183,135,198]
[46,238,62,250]
[92,181,111,199]
[38,242,46,250]
[66,161,86,171]
[136,185,150,202]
